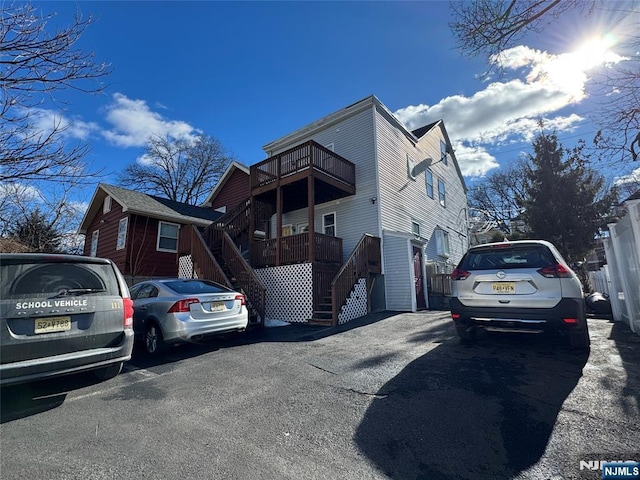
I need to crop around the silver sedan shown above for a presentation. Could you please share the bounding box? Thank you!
[130,278,248,355]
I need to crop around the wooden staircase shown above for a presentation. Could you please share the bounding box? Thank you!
[309,289,333,326]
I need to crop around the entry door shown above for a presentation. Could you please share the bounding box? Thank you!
[413,246,426,310]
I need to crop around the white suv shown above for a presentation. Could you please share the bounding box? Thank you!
[449,240,590,349]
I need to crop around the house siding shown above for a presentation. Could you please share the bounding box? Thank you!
[82,200,127,268]
[383,232,413,311]
[269,106,381,258]
[209,169,250,212]
[375,109,468,272]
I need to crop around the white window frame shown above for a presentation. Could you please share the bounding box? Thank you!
[440,140,448,166]
[116,217,128,250]
[438,179,446,207]
[90,230,99,257]
[282,224,293,236]
[322,212,336,237]
[436,229,451,257]
[103,196,112,214]
[425,169,434,199]
[297,222,309,234]
[412,221,420,237]
[156,221,180,253]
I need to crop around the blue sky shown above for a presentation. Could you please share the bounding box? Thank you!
[27,1,640,209]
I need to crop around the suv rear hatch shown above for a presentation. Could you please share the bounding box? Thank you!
[0,256,128,365]
[452,243,563,309]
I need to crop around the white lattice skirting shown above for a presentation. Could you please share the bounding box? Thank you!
[178,255,198,278]
[254,263,313,323]
[338,278,368,324]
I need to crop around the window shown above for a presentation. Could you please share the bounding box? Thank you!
[116,217,128,250]
[322,212,336,237]
[425,170,434,199]
[436,229,450,257]
[297,222,309,233]
[90,230,99,257]
[103,196,112,214]
[282,224,293,236]
[412,221,420,237]
[157,221,179,252]
[438,179,446,207]
[440,140,448,166]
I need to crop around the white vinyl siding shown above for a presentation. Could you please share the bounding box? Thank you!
[157,221,179,253]
[383,232,414,311]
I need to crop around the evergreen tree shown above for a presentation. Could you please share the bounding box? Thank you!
[8,209,62,253]
[520,131,617,262]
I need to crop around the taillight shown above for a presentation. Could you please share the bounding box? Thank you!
[537,263,572,278]
[123,297,134,329]
[235,294,246,306]
[451,313,461,320]
[562,317,578,325]
[168,298,200,313]
[451,268,470,280]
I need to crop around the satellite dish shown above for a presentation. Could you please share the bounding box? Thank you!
[411,158,433,177]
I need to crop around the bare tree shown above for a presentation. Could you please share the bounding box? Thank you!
[1,2,109,184]
[117,134,235,205]
[449,0,640,163]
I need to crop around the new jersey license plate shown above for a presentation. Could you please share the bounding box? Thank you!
[492,282,515,294]
[209,302,225,312]
[35,316,71,334]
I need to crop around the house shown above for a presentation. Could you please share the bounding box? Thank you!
[78,183,223,283]
[201,161,250,214]
[177,94,468,325]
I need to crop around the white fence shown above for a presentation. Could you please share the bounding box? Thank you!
[602,199,640,335]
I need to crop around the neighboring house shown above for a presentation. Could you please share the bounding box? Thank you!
[78,184,223,282]
[178,94,469,325]
[201,161,250,214]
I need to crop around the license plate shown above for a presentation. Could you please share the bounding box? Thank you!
[35,316,71,334]
[492,282,515,294]
[209,302,225,312]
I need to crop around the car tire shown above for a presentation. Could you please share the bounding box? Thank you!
[144,322,168,356]
[568,323,591,350]
[94,362,123,381]
[455,324,476,344]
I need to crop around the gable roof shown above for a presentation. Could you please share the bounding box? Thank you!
[201,161,250,207]
[78,183,222,234]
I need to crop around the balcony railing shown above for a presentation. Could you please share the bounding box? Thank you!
[251,140,356,191]
[250,232,342,268]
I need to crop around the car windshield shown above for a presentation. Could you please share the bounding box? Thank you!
[459,245,556,271]
[164,280,228,295]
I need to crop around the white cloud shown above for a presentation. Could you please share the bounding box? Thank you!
[396,43,626,178]
[102,93,201,148]
[615,168,640,187]
[28,108,99,141]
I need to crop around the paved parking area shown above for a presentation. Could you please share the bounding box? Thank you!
[1,311,639,479]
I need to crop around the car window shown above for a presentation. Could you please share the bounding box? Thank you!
[1,261,119,299]
[164,280,228,294]
[135,284,157,299]
[460,245,555,270]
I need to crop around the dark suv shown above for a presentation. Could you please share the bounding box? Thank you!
[449,240,590,349]
[0,253,134,386]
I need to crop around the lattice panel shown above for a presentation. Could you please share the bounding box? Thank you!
[178,255,197,278]
[255,263,313,323]
[338,278,367,324]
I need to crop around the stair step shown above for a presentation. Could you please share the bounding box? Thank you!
[312,311,333,319]
[308,318,333,326]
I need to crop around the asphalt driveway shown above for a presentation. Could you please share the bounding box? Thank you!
[1,311,638,479]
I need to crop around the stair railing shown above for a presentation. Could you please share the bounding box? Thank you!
[330,234,381,326]
[178,224,232,288]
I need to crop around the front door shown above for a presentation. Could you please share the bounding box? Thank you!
[413,246,426,310]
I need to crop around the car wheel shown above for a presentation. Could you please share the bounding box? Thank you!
[568,324,591,350]
[144,322,168,355]
[455,324,476,344]
[94,362,123,381]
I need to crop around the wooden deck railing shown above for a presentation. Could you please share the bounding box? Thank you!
[250,232,343,268]
[428,273,452,296]
[251,140,356,190]
[177,224,231,288]
[331,234,381,325]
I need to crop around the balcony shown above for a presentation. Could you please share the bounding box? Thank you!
[250,232,342,268]
[250,140,356,210]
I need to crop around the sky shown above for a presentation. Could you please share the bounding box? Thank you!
[19,1,640,215]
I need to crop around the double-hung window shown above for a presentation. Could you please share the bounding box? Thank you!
[323,213,336,237]
[425,170,434,199]
[90,230,99,257]
[438,179,446,207]
[157,221,179,252]
[116,217,128,250]
[436,229,450,257]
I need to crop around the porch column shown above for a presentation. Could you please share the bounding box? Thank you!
[249,194,255,260]
[308,175,315,262]
[276,185,282,266]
